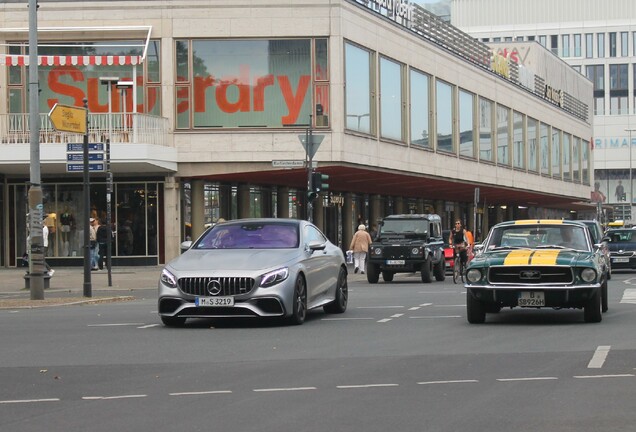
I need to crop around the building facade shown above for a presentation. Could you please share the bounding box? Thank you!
[452,0,636,222]
[0,0,593,268]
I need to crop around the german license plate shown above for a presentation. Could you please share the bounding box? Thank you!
[386,260,405,265]
[195,296,234,307]
[518,291,545,307]
[613,257,629,263]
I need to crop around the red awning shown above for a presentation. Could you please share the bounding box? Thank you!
[0,55,143,66]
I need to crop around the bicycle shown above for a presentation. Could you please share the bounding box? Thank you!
[452,244,467,284]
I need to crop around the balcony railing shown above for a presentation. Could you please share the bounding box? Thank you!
[0,112,169,146]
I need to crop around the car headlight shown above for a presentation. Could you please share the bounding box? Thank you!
[580,268,597,283]
[261,267,289,288]
[160,268,178,288]
[466,268,482,283]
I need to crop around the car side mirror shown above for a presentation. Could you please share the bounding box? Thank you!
[180,240,193,252]
[473,243,484,254]
[307,240,326,252]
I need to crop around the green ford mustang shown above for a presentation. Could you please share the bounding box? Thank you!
[464,219,609,324]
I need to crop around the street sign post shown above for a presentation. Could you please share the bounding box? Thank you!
[48,103,87,134]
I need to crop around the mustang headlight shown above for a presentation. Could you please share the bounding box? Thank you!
[261,267,289,288]
[580,268,597,283]
[466,268,482,283]
[160,268,178,288]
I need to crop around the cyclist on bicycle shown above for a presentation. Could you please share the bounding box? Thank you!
[450,220,468,269]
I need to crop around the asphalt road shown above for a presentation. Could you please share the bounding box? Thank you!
[2,271,636,432]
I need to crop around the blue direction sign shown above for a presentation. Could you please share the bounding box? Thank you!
[67,143,104,152]
[66,163,105,173]
[67,153,105,162]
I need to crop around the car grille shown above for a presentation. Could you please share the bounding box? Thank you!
[178,277,255,296]
[488,266,573,284]
[381,246,410,259]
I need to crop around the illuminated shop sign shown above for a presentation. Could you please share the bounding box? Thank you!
[594,137,636,149]
[355,0,415,27]
[544,84,564,107]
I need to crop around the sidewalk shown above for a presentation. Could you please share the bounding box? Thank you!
[0,266,161,296]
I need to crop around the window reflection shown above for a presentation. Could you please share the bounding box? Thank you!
[410,69,430,148]
[497,104,510,166]
[380,57,403,141]
[459,89,474,158]
[513,111,524,169]
[540,123,550,176]
[528,117,538,172]
[345,42,373,134]
[479,98,493,161]
[436,80,453,153]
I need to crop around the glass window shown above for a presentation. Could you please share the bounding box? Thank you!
[586,65,605,115]
[345,42,373,134]
[410,69,430,149]
[9,88,23,114]
[563,133,571,181]
[8,45,22,85]
[561,34,570,57]
[634,32,636,56]
[585,33,593,58]
[496,104,510,166]
[513,111,524,169]
[610,64,628,115]
[621,32,628,57]
[528,117,538,172]
[550,35,559,55]
[609,32,617,57]
[540,122,550,176]
[146,40,161,83]
[479,97,493,162]
[573,34,581,57]
[539,35,547,47]
[380,56,403,141]
[459,89,474,158]
[516,36,524,42]
[573,137,581,182]
[582,139,590,184]
[634,65,636,113]
[597,33,605,58]
[176,40,189,82]
[315,39,328,81]
[552,128,561,178]
[191,39,311,128]
[436,79,453,153]
[315,83,329,127]
[176,86,190,129]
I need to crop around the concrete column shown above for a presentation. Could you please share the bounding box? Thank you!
[394,196,404,214]
[237,184,251,219]
[343,193,354,248]
[370,194,382,226]
[162,175,181,263]
[277,187,290,218]
[219,184,232,220]
[191,179,205,240]
[506,206,514,221]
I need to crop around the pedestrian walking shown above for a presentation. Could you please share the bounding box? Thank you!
[89,217,99,270]
[349,224,372,274]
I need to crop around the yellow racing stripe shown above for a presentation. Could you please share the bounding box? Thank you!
[530,249,560,265]
[503,250,533,265]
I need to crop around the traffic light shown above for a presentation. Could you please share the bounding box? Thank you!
[311,171,330,193]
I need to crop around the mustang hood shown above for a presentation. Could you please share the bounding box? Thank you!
[168,249,301,272]
[474,249,593,267]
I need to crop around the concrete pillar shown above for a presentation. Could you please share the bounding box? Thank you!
[370,194,382,226]
[191,179,205,240]
[343,193,354,248]
[219,184,232,220]
[394,196,404,214]
[237,184,251,219]
[277,187,290,218]
[162,175,181,263]
[506,206,514,221]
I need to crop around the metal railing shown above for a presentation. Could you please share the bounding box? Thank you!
[0,112,169,146]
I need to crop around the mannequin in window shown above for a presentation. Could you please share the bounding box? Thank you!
[60,207,74,256]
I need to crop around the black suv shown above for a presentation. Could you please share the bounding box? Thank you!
[366,214,445,283]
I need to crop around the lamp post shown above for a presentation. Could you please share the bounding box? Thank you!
[626,128,636,222]
[100,77,119,286]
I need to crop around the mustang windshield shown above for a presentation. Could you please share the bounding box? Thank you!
[486,225,590,251]
[195,223,299,249]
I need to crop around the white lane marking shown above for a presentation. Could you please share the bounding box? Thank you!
[419,303,433,307]
[434,304,465,307]
[377,318,392,323]
[356,306,404,309]
[390,313,404,318]
[138,324,160,329]
[253,387,316,392]
[0,398,60,404]
[496,377,558,382]
[574,374,635,379]
[87,323,145,327]
[588,345,611,369]
[418,291,460,294]
[417,380,478,385]
[170,390,232,396]
[409,307,420,311]
[82,394,147,400]
[409,315,461,319]
[620,288,636,303]
[337,384,399,389]
[322,317,374,321]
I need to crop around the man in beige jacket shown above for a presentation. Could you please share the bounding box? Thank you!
[349,224,373,274]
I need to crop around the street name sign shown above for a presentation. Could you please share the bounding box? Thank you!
[67,143,104,152]
[66,163,105,173]
[48,103,87,134]
[272,160,305,168]
[67,153,105,162]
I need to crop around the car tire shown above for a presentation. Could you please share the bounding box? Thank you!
[324,267,348,314]
[466,290,486,324]
[584,289,602,323]
[366,263,380,284]
[288,275,307,325]
[421,256,433,283]
[161,315,186,327]
[433,258,445,281]
[382,271,394,282]
[601,279,608,313]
